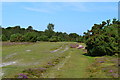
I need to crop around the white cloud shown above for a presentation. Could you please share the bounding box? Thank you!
[24,7,51,13]
[63,3,89,12]
[1,0,119,2]
[23,2,90,13]
[23,2,117,14]
[23,3,63,13]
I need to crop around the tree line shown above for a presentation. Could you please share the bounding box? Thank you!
[0,18,119,57]
[0,23,83,42]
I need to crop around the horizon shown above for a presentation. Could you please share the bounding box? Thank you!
[2,2,118,35]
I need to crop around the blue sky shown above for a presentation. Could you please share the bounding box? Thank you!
[2,2,118,35]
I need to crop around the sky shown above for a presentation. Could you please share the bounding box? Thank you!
[1,0,119,2]
[1,2,118,35]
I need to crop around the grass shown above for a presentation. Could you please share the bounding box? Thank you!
[46,48,94,78]
[87,56,118,78]
[1,42,118,78]
[2,42,65,77]
[2,42,77,78]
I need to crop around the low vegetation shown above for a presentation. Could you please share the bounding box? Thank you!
[87,56,118,78]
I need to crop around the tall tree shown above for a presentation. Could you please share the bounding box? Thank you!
[47,23,54,31]
[27,26,33,31]
[45,23,55,38]
[106,19,111,26]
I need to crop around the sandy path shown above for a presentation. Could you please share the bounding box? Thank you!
[57,52,71,70]
[46,52,71,78]
[50,46,62,53]
[0,61,16,67]
[0,72,4,78]
[60,46,69,53]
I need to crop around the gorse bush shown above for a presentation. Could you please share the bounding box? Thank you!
[84,19,119,56]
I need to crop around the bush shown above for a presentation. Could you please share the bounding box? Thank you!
[49,36,60,42]
[10,33,24,42]
[0,34,8,41]
[37,35,49,41]
[86,34,118,56]
[85,19,119,56]
[23,32,38,42]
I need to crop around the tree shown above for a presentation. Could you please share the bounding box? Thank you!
[1,23,83,42]
[54,32,68,41]
[112,18,117,24]
[47,23,54,31]
[27,26,33,31]
[13,26,20,29]
[45,23,55,38]
[77,36,84,43]
[69,33,80,41]
[106,19,111,26]
[101,21,107,27]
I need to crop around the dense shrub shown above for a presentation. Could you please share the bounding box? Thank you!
[23,32,38,42]
[0,34,8,41]
[37,35,49,41]
[10,33,24,42]
[49,36,60,42]
[86,35,116,56]
[84,19,119,56]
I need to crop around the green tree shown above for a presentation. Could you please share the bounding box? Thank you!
[45,23,55,38]
[27,26,33,31]
[106,19,111,26]
[47,23,54,31]
[69,33,79,41]
[112,18,117,24]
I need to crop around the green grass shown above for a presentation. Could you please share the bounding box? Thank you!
[2,42,117,78]
[2,42,66,77]
[2,42,78,78]
[44,48,94,78]
[87,56,118,78]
